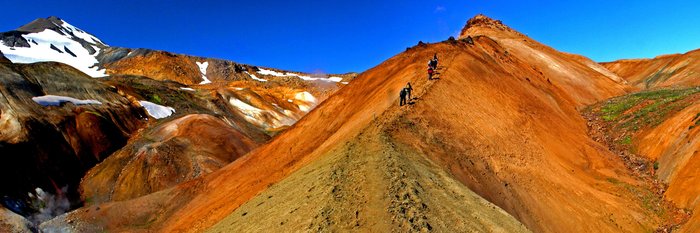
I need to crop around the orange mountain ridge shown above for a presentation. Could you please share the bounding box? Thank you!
[31,14,700,233]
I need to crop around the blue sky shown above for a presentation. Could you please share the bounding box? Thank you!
[2,0,699,73]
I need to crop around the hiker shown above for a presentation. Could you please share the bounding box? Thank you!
[405,82,413,100]
[428,66,434,80]
[433,53,439,68]
[465,36,474,45]
[428,58,436,70]
[399,88,407,106]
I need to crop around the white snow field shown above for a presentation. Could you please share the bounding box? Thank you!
[196,61,211,84]
[139,101,175,119]
[0,20,107,77]
[257,68,342,82]
[32,95,102,106]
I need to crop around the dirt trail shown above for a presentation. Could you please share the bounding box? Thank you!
[208,81,530,232]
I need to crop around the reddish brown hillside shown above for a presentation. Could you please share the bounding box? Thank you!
[460,14,632,105]
[103,50,205,85]
[584,87,700,232]
[601,49,700,88]
[634,98,700,232]
[80,114,259,203]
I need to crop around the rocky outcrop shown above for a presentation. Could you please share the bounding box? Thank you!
[460,14,520,39]
[0,31,30,48]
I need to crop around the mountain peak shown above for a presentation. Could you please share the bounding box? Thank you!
[17,16,65,33]
[459,14,515,39]
[0,16,108,77]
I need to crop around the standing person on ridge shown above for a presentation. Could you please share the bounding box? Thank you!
[399,88,407,106]
[433,53,439,69]
[405,82,413,100]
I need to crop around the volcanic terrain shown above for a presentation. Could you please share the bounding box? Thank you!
[0,16,353,228]
[0,14,699,233]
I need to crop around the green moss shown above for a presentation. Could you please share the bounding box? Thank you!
[607,178,666,217]
[620,135,632,145]
[149,94,162,104]
[606,177,621,185]
[85,110,106,119]
[599,88,700,132]
[644,67,677,89]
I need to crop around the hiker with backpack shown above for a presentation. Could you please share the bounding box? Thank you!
[405,82,413,100]
[428,66,434,80]
[431,53,439,69]
[399,88,408,106]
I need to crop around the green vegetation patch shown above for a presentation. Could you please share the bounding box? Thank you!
[85,110,107,120]
[607,178,667,217]
[600,88,700,132]
[644,67,677,88]
[619,135,633,145]
[149,94,162,104]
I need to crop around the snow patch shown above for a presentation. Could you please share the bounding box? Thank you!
[294,91,318,112]
[245,71,267,82]
[32,95,101,106]
[287,73,342,82]
[257,68,341,82]
[228,97,296,128]
[196,61,211,84]
[328,76,343,82]
[257,68,287,77]
[180,87,195,91]
[0,29,106,77]
[139,101,175,119]
[228,98,267,126]
[294,91,318,103]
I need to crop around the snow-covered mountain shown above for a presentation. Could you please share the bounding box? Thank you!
[0,16,107,77]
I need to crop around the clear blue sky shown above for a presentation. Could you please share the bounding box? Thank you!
[2,0,699,73]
